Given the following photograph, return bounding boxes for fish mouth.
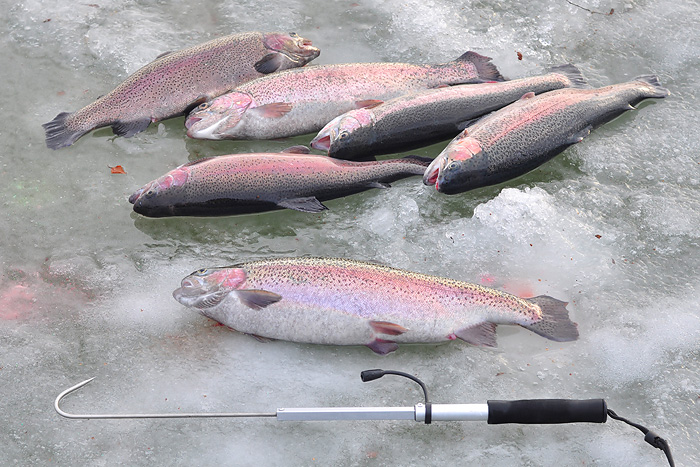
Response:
[186,115,229,139]
[184,116,201,130]
[310,135,331,152]
[423,156,446,188]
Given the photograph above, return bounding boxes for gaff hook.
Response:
[54,377,276,420]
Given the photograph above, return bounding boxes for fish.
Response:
[172,257,579,355]
[129,146,432,217]
[184,51,504,141]
[43,32,320,149]
[423,75,670,194]
[311,65,586,160]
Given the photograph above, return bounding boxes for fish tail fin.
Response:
[549,64,588,88]
[453,51,505,82]
[523,295,579,342]
[42,112,87,150]
[633,75,670,98]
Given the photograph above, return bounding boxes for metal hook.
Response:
[54,377,276,420]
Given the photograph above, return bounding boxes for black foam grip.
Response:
[487,399,607,424]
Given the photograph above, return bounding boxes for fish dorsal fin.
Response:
[250,102,293,118]
[277,196,328,213]
[156,51,174,60]
[455,322,498,347]
[254,53,284,74]
[282,145,311,154]
[236,289,282,310]
[520,92,536,100]
[453,51,505,82]
[355,99,384,109]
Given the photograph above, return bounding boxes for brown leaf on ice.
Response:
[109,165,126,174]
[516,51,523,60]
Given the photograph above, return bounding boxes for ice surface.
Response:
[2,0,699,466]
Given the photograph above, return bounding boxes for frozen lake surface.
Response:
[2,0,699,465]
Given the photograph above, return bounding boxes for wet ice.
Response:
[2,0,700,466]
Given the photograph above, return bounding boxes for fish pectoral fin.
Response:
[370,320,408,335]
[568,125,593,144]
[355,99,384,109]
[111,118,152,138]
[254,53,286,74]
[236,289,283,310]
[249,102,293,118]
[245,333,276,343]
[282,145,311,154]
[277,197,328,213]
[519,92,536,100]
[367,338,399,355]
[367,181,391,189]
[455,322,498,347]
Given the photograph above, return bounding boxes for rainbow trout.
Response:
[423,75,670,194]
[184,51,504,140]
[172,257,578,354]
[311,65,586,160]
[129,147,431,217]
[43,32,320,149]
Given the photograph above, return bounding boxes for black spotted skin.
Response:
[130,153,432,217]
[43,32,320,149]
[326,67,584,159]
[433,76,670,194]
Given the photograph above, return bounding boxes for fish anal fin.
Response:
[277,197,328,213]
[236,289,282,310]
[367,338,399,355]
[367,181,391,189]
[282,145,311,154]
[355,99,384,109]
[455,322,498,347]
[369,320,408,336]
[250,102,293,118]
[111,118,152,138]
[520,92,536,100]
[254,53,284,74]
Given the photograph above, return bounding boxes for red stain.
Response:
[0,284,35,320]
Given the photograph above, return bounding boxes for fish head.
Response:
[423,134,483,194]
[311,109,374,157]
[185,92,253,139]
[173,267,247,309]
[262,32,320,69]
[129,164,191,216]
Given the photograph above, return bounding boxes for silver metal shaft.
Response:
[55,378,490,423]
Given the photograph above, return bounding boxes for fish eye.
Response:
[448,162,457,170]
[194,268,209,276]
[339,131,349,139]
[145,189,155,197]
[197,102,210,111]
